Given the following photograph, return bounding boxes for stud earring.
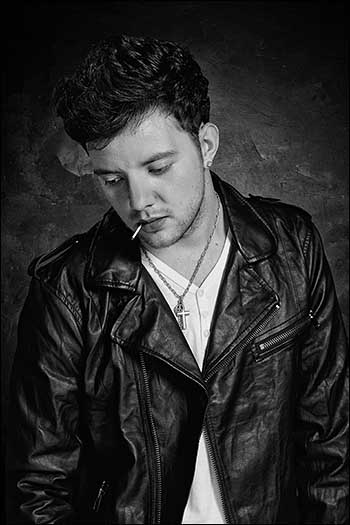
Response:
[206,160,213,168]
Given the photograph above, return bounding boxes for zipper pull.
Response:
[308,310,320,328]
[93,480,109,512]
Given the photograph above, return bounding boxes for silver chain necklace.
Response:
[141,193,221,330]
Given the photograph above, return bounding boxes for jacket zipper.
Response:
[200,297,280,522]
[139,352,162,524]
[113,338,209,523]
[205,297,281,381]
[256,309,317,357]
[141,350,208,393]
[203,424,232,523]
[93,480,110,512]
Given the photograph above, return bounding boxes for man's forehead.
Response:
[89,140,178,165]
[88,115,188,169]
[88,110,184,153]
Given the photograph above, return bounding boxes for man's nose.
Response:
[128,175,154,212]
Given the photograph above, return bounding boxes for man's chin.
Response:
[140,230,182,250]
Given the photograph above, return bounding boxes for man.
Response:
[7,34,348,524]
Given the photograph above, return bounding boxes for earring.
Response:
[206,160,213,168]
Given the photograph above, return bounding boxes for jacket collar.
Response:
[87,173,277,289]
[214,174,277,263]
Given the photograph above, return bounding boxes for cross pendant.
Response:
[174,299,190,330]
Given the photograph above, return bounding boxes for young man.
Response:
[7,35,348,524]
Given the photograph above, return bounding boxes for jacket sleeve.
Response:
[295,220,349,524]
[7,276,84,524]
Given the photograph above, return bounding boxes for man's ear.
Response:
[198,122,219,167]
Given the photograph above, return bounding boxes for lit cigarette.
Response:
[131,224,142,240]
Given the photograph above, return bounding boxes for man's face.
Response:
[88,109,208,250]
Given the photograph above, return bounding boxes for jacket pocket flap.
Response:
[251,309,314,362]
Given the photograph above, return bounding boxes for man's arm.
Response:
[7,276,84,524]
[295,221,349,524]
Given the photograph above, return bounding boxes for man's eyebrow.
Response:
[93,168,116,175]
[94,168,122,176]
[94,151,178,175]
[141,150,177,166]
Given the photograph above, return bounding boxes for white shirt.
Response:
[141,232,231,524]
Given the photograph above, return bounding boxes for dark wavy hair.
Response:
[53,34,210,149]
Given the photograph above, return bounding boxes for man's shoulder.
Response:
[245,193,315,252]
[247,193,312,225]
[216,175,313,231]
[27,218,102,288]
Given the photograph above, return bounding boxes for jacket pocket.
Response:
[252,309,316,363]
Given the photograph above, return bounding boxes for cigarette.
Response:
[131,224,142,240]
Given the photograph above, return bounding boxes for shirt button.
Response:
[204,329,210,337]
[198,289,204,297]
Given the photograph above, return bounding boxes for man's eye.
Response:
[149,164,171,175]
[103,177,122,186]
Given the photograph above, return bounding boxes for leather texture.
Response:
[7,174,349,524]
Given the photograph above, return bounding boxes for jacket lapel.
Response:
[110,268,205,387]
[213,174,276,264]
[202,248,278,378]
[202,176,279,378]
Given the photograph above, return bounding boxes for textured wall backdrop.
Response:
[2,1,348,412]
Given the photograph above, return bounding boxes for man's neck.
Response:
[141,191,228,286]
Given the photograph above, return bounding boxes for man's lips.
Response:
[138,216,167,233]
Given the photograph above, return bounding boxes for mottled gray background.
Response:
[2,1,348,417]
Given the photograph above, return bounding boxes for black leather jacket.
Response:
[7,175,348,524]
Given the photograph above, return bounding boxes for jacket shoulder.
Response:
[246,193,316,255]
[217,175,313,232]
[28,220,101,287]
[247,193,312,228]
